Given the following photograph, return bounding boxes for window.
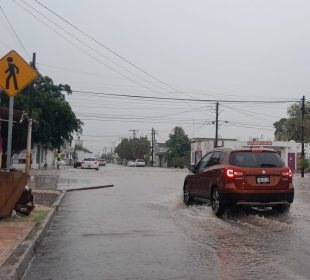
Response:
[229,151,285,168]
[196,152,213,170]
[209,151,221,166]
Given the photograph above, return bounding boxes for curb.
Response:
[0,191,66,280]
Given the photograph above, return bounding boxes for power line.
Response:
[72,89,299,104]
[18,0,173,94]
[13,0,173,97]
[0,5,30,58]
[33,0,183,93]
[221,104,281,119]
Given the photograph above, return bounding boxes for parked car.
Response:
[99,159,107,166]
[183,148,294,217]
[135,159,146,167]
[81,157,99,170]
[127,160,136,167]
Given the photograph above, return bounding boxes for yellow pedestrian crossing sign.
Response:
[0,50,38,97]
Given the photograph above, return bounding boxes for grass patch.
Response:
[31,208,50,224]
[0,207,50,225]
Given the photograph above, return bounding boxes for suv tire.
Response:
[184,183,193,205]
[211,187,225,217]
[272,204,290,213]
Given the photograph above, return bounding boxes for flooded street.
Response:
[25,165,310,280]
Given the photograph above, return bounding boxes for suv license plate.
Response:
[256,176,270,184]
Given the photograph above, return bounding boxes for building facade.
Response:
[191,138,310,172]
[153,143,168,167]
[11,144,57,170]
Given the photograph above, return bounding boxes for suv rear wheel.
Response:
[183,183,193,205]
[211,187,225,217]
[272,204,290,213]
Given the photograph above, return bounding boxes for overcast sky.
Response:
[0,0,309,154]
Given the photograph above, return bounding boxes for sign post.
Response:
[0,50,38,170]
[6,97,14,169]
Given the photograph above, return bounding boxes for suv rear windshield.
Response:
[229,151,285,168]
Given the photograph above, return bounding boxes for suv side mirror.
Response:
[188,164,196,173]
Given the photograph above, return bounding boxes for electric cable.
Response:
[0,5,30,59]
[12,0,173,98]
[32,0,182,93]
[71,89,299,104]
[18,0,173,95]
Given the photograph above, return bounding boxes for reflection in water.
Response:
[29,175,59,190]
[154,176,310,280]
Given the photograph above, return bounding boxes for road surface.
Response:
[25,165,310,280]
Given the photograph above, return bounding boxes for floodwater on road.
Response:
[25,165,310,280]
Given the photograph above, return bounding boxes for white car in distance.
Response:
[127,160,136,167]
[135,159,146,167]
[81,157,99,170]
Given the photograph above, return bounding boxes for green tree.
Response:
[115,137,150,160]
[166,127,190,168]
[0,75,83,153]
[273,102,310,142]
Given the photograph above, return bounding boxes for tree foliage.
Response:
[115,137,150,160]
[273,102,310,142]
[0,75,83,153]
[166,127,190,167]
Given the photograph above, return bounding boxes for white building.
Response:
[191,138,310,172]
[153,143,168,167]
[11,144,56,170]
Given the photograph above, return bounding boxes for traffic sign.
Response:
[0,50,38,97]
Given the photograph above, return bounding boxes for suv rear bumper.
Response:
[221,192,294,206]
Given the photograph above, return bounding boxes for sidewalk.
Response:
[0,189,65,280]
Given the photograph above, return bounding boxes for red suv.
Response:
[183,148,294,216]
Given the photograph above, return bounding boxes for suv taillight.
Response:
[224,168,244,179]
[281,168,293,182]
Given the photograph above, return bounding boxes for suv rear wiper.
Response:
[260,163,277,167]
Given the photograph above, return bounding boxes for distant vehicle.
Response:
[73,159,82,168]
[135,159,146,167]
[56,159,68,167]
[127,160,136,167]
[81,157,99,170]
[99,159,107,166]
[74,152,94,168]
[183,148,294,217]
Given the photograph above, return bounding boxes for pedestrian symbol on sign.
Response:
[5,57,19,90]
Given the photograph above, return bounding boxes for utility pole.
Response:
[129,129,139,139]
[151,128,154,167]
[215,102,219,148]
[25,53,36,176]
[301,95,305,177]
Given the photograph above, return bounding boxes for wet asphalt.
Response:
[25,165,310,280]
